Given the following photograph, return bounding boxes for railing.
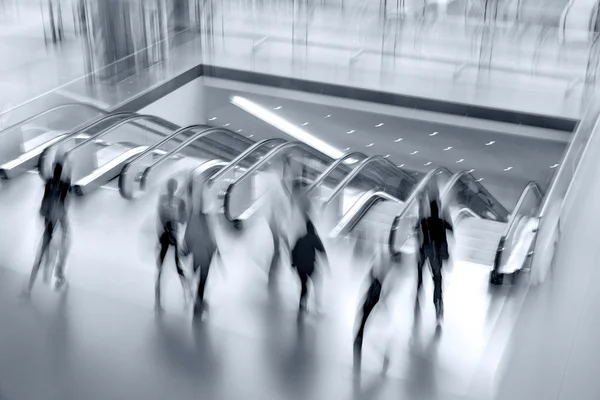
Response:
[388,167,453,254]
[38,112,137,180]
[138,126,253,194]
[304,151,369,197]
[60,114,179,185]
[118,124,252,199]
[530,99,600,284]
[223,140,334,222]
[330,190,401,238]
[206,138,287,188]
[321,154,416,211]
[492,181,543,279]
[441,170,510,222]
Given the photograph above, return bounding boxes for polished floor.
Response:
[0,172,525,400]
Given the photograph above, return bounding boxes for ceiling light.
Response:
[248,134,254,138]
[476,178,484,182]
[208,117,217,121]
[223,123,230,127]
[346,129,355,134]
[344,147,351,151]
[366,143,374,147]
[384,154,390,158]
[398,164,405,168]
[410,151,418,155]
[230,95,348,162]
[456,159,464,163]
[444,147,452,151]
[467,169,475,173]
[301,122,309,126]
[236,129,243,132]
[324,114,331,118]
[550,163,559,169]
[429,132,438,136]
[424,161,432,166]
[375,123,384,127]
[274,106,282,110]
[486,141,495,146]
[395,138,403,142]
[504,166,513,171]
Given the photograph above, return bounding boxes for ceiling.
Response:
[204,85,566,210]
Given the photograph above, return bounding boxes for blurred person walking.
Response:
[25,159,71,296]
[181,176,220,318]
[291,218,329,314]
[155,178,191,313]
[353,242,401,355]
[415,192,453,323]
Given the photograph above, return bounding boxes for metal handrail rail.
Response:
[206,138,287,188]
[0,103,107,138]
[305,151,365,197]
[38,112,136,179]
[441,169,510,221]
[388,167,453,254]
[223,140,331,222]
[492,181,543,274]
[321,154,414,209]
[63,114,181,163]
[331,190,401,238]
[138,126,252,192]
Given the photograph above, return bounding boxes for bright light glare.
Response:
[486,141,495,146]
[444,147,452,151]
[395,138,403,142]
[230,96,355,164]
[430,132,438,136]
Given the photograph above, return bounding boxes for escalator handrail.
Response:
[138,126,252,192]
[321,154,413,209]
[38,112,135,179]
[388,167,453,254]
[63,114,180,162]
[206,138,287,188]
[305,151,365,197]
[441,170,510,221]
[331,189,401,238]
[0,103,107,137]
[223,140,329,222]
[492,181,544,273]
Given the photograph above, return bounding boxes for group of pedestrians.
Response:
[23,157,454,360]
[352,185,454,363]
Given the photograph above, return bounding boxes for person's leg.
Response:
[298,271,309,312]
[172,240,190,301]
[155,234,169,311]
[194,263,210,314]
[268,229,280,282]
[431,257,443,320]
[416,246,425,300]
[354,277,382,348]
[54,216,70,288]
[27,222,53,294]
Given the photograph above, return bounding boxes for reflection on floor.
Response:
[0,174,527,400]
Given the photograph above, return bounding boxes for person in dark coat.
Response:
[25,159,71,295]
[415,197,453,323]
[291,218,328,313]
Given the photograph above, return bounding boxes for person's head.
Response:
[167,178,178,195]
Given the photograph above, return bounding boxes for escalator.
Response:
[0,104,543,287]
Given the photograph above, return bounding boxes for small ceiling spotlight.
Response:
[346,129,355,134]
[429,132,438,136]
[209,117,217,121]
[456,159,464,163]
[375,123,384,127]
[366,143,374,147]
[410,151,419,155]
[395,138,403,142]
[274,106,282,110]
[444,147,452,151]
[486,141,495,146]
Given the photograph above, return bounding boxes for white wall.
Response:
[139,77,206,127]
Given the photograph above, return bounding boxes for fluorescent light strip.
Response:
[230,96,355,164]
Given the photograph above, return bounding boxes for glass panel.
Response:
[443,172,508,222]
